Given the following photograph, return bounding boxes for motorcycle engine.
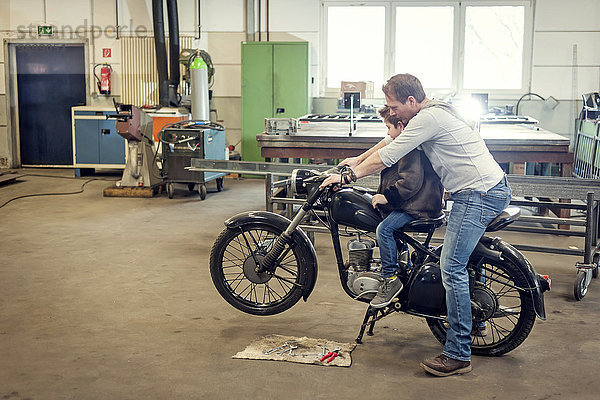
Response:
[346,237,381,300]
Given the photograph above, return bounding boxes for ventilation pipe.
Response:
[166,0,180,104]
[152,0,169,106]
[152,0,180,107]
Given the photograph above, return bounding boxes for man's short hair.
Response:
[382,73,426,103]
[378,105,401,128]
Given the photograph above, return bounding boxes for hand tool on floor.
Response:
[264,342,290,355]
[320,348,341,363]
[278,345,297,356]
[264,341,297,355]
[299,346,329,358]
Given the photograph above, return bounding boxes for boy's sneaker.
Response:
[370,276,403,308]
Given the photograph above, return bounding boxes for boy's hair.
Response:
[378,105,401,128]
[382,73,426,103]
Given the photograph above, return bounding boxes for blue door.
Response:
[16,44,86,165]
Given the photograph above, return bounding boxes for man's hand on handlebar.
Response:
[319,165,357,188]
[339,156,361,169]
[319,174,342,188]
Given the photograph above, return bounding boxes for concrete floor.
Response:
[1,168,599,400]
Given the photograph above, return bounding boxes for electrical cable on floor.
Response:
[0,174,119,209]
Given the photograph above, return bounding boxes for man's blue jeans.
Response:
[440,176,511,362]
[376,210,414,278]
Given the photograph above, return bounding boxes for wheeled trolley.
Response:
[160,122,227,200]
[572,192,600,300]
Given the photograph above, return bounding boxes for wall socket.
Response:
[0,157,8,168]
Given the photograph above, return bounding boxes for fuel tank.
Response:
[329,188,382,232]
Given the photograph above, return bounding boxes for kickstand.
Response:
[355,305,396,344]
[356,306,380,344]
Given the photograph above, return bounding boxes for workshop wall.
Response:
[0,0,246,168]
[1,0,599,168]
[523,0,600,140]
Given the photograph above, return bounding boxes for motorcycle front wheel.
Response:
[426,254,536,356]
[209,223,306,316]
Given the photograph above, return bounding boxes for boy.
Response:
[369,106,444,308]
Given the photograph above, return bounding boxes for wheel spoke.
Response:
[276,263,299,277]
[272,274,301,288]
[265,281,283,300]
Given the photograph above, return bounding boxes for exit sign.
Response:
[37,25,54,36]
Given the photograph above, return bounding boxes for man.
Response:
[321,73,511,376]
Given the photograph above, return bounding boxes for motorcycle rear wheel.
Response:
[209,223,306,315]
[426,255,536,356]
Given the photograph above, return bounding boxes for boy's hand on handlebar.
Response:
[320,174,342,188]
[372,194,388,208]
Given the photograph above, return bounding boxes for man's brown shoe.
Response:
[420,354,472,377]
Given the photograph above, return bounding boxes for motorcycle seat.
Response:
[486,206,521,232]
[402,214,446,233]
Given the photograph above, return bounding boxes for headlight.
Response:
[291,169,320,195]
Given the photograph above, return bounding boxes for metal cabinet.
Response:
[241,41,310,162]
[72,106,126,176]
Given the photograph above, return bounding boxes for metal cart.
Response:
[160,122,227,200]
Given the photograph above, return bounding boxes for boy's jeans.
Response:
[376,211,414,278]
[440,176,511,362]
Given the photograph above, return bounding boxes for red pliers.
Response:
[320,348,341,363]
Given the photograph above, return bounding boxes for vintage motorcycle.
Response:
[209,167,551,356]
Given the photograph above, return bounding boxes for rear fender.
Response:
[474,237,547,320]
[224,211,318,301]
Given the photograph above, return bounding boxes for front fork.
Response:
[258,186,324,274]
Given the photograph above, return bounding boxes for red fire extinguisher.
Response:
[94,63,112,95]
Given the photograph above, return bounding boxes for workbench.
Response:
[256,123,574,177]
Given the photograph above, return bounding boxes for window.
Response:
[326,6,386,90]
[395,6,454,89]
[463,5,525,89]
[322,1,532,97]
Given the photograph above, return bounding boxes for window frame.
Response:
[320,0,533,98]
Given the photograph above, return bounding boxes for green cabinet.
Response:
[241,41,310,161]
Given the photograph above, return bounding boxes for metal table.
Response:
[256,123,574,176]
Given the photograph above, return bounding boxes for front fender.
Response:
[224,211,318,301]
[475,237,547,320]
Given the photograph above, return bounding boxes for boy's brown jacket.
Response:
[377,149,444,219]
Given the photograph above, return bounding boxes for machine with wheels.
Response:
[160,121,226,200]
